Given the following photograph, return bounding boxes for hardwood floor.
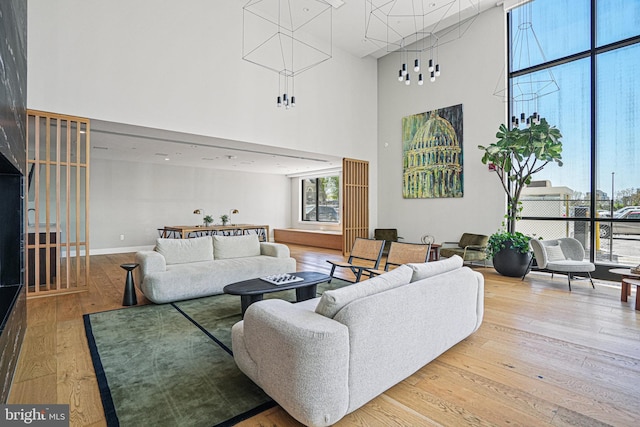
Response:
[8,245,640,426]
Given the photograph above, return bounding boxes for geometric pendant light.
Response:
[364,0,480,87]
[493,1,559,127]
[242,0,333,109]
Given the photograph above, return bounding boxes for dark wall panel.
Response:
[0,0,28,175]
[0,0,27,404]
[0,171,22,286]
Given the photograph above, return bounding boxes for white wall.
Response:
[90,158,290,252]
[27,2,511,250]
[376,6,507,244]
[27,0,380,248]
[26,0,377,166]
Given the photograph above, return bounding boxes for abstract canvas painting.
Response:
[402,104,463,198]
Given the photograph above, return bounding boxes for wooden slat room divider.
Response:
[342,158,369,256]
[25,110,90,297]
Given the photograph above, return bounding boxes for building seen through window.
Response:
[302,176,340,223]
[510,0,640,270]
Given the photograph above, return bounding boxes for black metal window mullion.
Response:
[506,10,512,125]
[301,178,321,222]
[589,0,597,263]
[312,180,320,222]
[508,0,640,268]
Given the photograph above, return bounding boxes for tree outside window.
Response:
[302,176,339,222]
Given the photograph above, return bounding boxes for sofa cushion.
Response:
[315,265,413,318]
[545,244,565,261]
[213,234,261,260]
[155,236,213,265]
[407,255,463,282]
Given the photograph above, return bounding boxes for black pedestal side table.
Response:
[120,263,139,306]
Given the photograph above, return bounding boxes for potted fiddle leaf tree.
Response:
[478,118,563,277]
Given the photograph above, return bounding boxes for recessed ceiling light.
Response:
[164,157,170,161]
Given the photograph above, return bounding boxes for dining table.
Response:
[159,224,269,242]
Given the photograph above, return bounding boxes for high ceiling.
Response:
[331,0,496,58]
[90,120,342,175]
[90,0,499,176]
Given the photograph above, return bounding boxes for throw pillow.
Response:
[213,234,261,260]
[315,265,413,318]
[407,255,463,282]
[545,244,565,261]
[155,236,213,265]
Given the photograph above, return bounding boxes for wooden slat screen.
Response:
[26,110,90,297]
[342,158,369,255]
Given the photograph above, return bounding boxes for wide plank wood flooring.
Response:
[8,245,640,426]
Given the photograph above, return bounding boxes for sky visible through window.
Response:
[510,0,640,200]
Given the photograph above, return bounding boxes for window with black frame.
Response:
[302,176,340,223]
[510,0,640,269]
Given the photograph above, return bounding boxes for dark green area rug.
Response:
[84,279,348,427]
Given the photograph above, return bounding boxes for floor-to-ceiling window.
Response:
[510,0,640,276]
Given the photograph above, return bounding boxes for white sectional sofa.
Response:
[135,235,296,304]
[231,255,484,427]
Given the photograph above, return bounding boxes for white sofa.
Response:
[231,255,484,427]
[135,234,296,304]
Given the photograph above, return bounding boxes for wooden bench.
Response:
[274,229,342,251]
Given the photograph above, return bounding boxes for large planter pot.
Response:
[492,245,532,277]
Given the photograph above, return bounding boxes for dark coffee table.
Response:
[223,271,331,316]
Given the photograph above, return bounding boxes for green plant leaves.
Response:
[477,118,564,232]
[487,231,532,257]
